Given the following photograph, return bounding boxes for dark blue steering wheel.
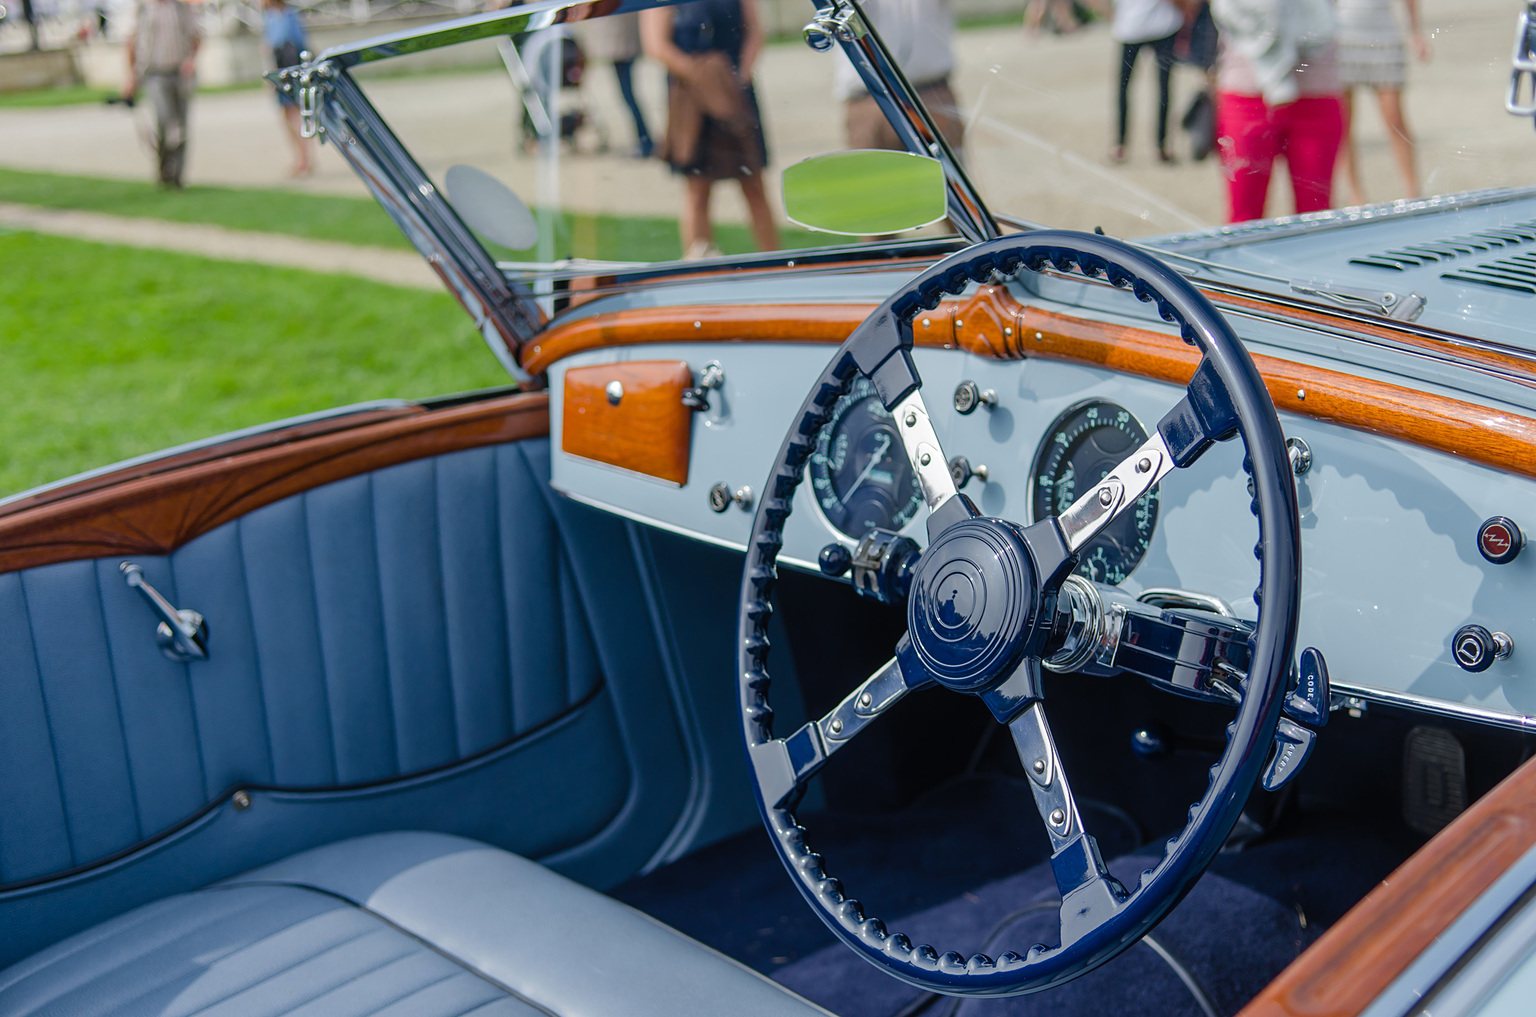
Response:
[736,230,1301,997]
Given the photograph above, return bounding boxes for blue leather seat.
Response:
[0,832,829,1017]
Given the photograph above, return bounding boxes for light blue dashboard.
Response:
[549,336,1536,731]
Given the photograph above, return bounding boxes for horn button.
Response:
[908,518,1039,691]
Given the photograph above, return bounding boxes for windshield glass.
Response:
[351,0,1533,275]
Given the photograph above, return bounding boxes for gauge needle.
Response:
[850,433,893,491]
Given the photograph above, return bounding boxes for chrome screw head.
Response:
[1032,759,1046,775]
[1136,457,1152,473]
[1098,487,1113,506]
[1049,808,1066,827]
[905,412,917,427]
[859,692,872,708]
[830,718,844,734]
[920,452,931,466]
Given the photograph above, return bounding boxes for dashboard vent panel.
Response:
[1349,220,1536,271]
[1442,253,1536,295]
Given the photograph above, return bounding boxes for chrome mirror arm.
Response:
[807,0,1001,244]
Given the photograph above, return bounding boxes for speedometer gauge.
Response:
[1029,399,1159,584]
[809,375,923,540]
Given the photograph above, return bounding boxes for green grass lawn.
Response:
[0,230,509,497]
[0,167,415,249]
[0,167,823,261]
[0,81,262,110]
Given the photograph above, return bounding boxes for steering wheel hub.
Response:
[908,518,1037,690]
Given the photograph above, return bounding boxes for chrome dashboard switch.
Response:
[952,380,996,415]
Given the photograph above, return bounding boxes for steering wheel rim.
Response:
[736,230,1302,997]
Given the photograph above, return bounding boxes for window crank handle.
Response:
[121,562,209,662]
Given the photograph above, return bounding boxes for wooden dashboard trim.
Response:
[0,392,550,574]
[523,296,1536,483]
[1237,751,1536,1017]
[562,361,694,484]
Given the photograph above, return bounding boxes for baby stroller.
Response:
[501,29,607,153]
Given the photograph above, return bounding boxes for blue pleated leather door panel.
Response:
[0,441,639,904]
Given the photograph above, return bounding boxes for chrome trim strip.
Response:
[313,0,667,69]
[1332,680,1536,733]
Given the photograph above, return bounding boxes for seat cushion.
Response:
[0,832,829,1017]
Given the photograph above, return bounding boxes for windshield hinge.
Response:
[275,56,334,141]
[1290,281,1427,321]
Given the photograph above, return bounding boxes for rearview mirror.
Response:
[445,164,539,251]
[782,150,947,236]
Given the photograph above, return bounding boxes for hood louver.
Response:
[1349,219,1536,295]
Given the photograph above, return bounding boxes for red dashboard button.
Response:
[1478,517,1524,565]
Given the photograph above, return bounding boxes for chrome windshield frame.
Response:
[271,0,1002,371]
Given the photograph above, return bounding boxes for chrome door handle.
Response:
[120,562,209,662]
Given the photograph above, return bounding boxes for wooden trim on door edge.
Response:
[0,391,550,573]
[1237,751,1536,1017]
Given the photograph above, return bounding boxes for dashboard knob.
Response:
[818,543,853,577]
[1452,624,1513,673]
[947,455,989,490]
[1477,516,1524,564]
[952,381,997,415]
[708,483,752,513]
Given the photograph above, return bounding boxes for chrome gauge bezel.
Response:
[1028,398,1160,584]
[807,374,924,542]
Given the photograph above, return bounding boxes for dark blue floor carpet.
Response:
[611,775,1142,974]
[612,776,1408,1016]
[772,852,1304,1017]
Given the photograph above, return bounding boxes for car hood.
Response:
[1148,187,1536,350]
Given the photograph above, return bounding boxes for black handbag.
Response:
[1182,89,1216,162]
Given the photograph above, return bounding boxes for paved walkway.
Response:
[0,202,439,288]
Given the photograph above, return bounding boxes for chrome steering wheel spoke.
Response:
[750,646,933,807]
[890,389,964,539]
[1009,701,1084,853]
[1009,700,1127,941]
[1056,430,1177,554]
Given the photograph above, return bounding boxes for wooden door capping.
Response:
[0,392,550,574]
[1238,751,1536,1017]
[523,291,1536,483]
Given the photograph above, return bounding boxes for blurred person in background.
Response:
[1109,0,1185,164]
[121,0,201,188]
[1211,0,1341,222]
[833,0,964,156]
[1024,0,1109,36]
[1334,0,1430,203]
[580,13,654,158]
[642,0,779,258]
[263,0,313,177]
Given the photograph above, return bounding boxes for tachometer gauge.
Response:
[1029,399,1159,584]
[809,375,923,540]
